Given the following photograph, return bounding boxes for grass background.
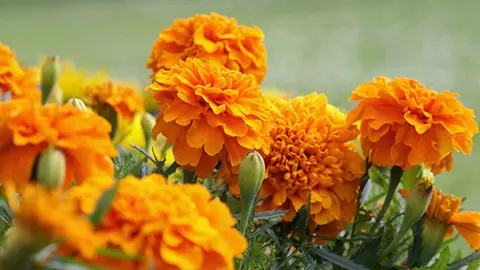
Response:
[1,0,479,254]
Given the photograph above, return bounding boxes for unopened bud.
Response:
[41,56,60,104]
[36,146,66,189]
[238,151,265,235]
[403,176,434,228]
[418,219,448,266]
[66,98,88,111]
[47,86,63,104]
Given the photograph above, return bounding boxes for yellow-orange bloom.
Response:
[0,42,41,102]
[401,188,480,250]
[149,58,272,178]
[347,76,478,174]
[63,174,247,270]
[83,80,144,123]
[13,184,102,259]
[228,93,364,240]
[146,12,267,84]
[57,61,108,102]
[0,101,116,190]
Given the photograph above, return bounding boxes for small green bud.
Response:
[36,146,66,189]
[41,56,61,104]
[403,176,434,228]
[141,112,156,150]
[238,151,265,235]
[47,86,63,104]
[66,98,88,111]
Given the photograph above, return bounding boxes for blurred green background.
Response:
[1,0,479,254]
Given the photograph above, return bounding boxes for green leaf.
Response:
[90,180,119,227]
[97,248,143,260]
[243,210,288,222]
[429,246,450,269]
[448,249,480,270]
[129,144,156,164]
[307,247,369,270]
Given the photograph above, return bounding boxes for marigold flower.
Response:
[83,80,144,123]
[13,184,102,259]
[226,93,364,240]
[401,188,480,250]
[57,61,108,102]
[149,58,272,178]
[62,174,247,270]
[0,101,117,191]
[146,12,267,84]
[346,76,479,174]
[0,42,41,101]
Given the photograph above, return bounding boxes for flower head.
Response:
[146,12,267,84]
[149,58,272,178]
[13,184,101,259]
[83,80,144,123]
[0,42,41,101]
[346,76,479,174]
[0,101,117,191]
[63,174,247,269]
[227,93,364,240]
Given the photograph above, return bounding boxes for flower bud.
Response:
[238,151,265,235]
[36,146,66,189]
[403,176,434,229]
[40,56,60,104]
[47,86,63,104]
[141,112,156,150]
[417,219,448,266]
[66,98,88,111]
[96,103,118,140]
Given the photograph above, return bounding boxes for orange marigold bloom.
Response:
[0,101,117,190]
[149,58,272,178]
[227,93,364,240]
[346,76,478,174]
[13,184,102,259]
[146,12,267,84]
[0,42,41,101]
[62,174,247,270]
[401,188,480,250]
[83,80,144,123]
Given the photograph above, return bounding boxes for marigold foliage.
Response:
[14,184,101,259]
[0,42,41,102]
[149,57,272,178]
[146,12,267,84]
[83,80,144,123]
[0,101,116,190]
[63,174,247,270]
[347,76,479,174]
[226,93,364,240]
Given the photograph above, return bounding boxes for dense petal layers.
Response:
[146,12,267,83]
[14,184,101,259]
[83,80,144,123]
[61,174,247,270]
[0,101,117,190]
[346,76,478,174]
[227,93,364,240]
[150,58,272,178]
[0,42,41,101]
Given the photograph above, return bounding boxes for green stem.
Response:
[350,162,371,237]
[370,166,403,234]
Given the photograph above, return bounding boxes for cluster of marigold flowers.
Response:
[1,11,480,269]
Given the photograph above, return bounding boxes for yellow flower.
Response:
[346,76,478,174]
[13,184,102,259]
[149,57,272,178]
[146,12,267,84]
[57,61,108,102]
[83,80,144,123]
[226,93,364,241]
[0,100,117,191]
[0,42,41,102]
[62,174,247,270]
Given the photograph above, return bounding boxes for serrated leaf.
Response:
[90,181,119,227]
[307,247,369,270]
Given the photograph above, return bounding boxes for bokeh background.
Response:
[1,0,479,254]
